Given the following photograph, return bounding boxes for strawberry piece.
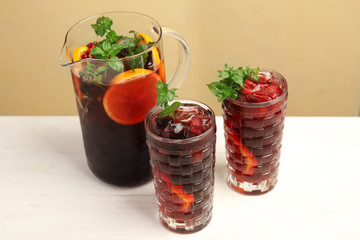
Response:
[242,76,283,103]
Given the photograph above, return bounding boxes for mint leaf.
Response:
[102,40,111,52]
[90,46,106,59]
[107,60,124,72]
[91,16,112,37]
[207,81,238,102]
[208,64,259,102]
[136,44,150,53]
[108,43,123,56]
[92,75,103,84]
[95,65,108,74]
[156,81,180,117]
[218,70,230,79]
[91,24,106,37]
[123,36,137,49]
[80,62,103,84]
[90,41,123,59]
[168,101,181,112]
[106,30,121,43]
[97,16,112,30]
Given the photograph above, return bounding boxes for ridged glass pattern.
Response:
[145,100,216,233]
[222,69,288,194]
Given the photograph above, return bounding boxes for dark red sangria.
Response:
[145,98,216,233]
[209,65,288,194]
[62,14,167,186]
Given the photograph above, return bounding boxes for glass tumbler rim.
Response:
[224,67,288,108]
[145,99,216,145]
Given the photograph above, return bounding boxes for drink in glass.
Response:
[222,68,288,194]
[145,100,216,233]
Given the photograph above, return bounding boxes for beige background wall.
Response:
[0,0,359,116]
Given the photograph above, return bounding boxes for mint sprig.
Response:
[91,16,116,40]
[90,41,125,72]
[90,41,123,59]
[80,16,157,82]
[156,81,181,118]
[207,64,260,102]
[106,30,122,43]
[89,16,124,73]
[79,62,105,84]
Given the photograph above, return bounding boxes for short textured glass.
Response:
[145,100,216,233]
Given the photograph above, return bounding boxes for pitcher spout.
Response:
[59,37,73,67]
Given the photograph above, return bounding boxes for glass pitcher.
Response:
[60,11,190,186]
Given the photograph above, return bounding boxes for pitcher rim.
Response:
[60,11,163,67]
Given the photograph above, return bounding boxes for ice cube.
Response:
[162,123,188,139]
[260,71,273,81]
[174,106,197,123]
[189,116,211,136]
[152,116,173,136]
[156,116,173,129]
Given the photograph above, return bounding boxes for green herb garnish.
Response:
[90,41,123,59]
[80,16,155,82]
[91,16,113,37]
[156,81,181,117]
[90,16,154,65]
[79,62,105,84]
[207,64,260,102]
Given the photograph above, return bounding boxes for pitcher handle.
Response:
[161,26,190,89]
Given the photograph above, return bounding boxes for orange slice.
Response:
[73,46,89,62]
[171,185,194,212]
[137,33,161,66]
[239,144,258,175]
[158,61,165,82]
[109,68,154,84]
[71,46,89,77]
[103,69,161,125]
[137,33,153,45]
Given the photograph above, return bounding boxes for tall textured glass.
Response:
[145,100,216,233]
[222,68,288,194]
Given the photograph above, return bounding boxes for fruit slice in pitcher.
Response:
[73,46,89,62]
[71,46,89,77]
[137,33,161,66]
[103,69,161,125]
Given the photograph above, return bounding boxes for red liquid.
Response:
[71,57,165,186]
[146,102,216,233]
[222,70,288,194]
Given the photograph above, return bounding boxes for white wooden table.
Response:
[0,116,359,239]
